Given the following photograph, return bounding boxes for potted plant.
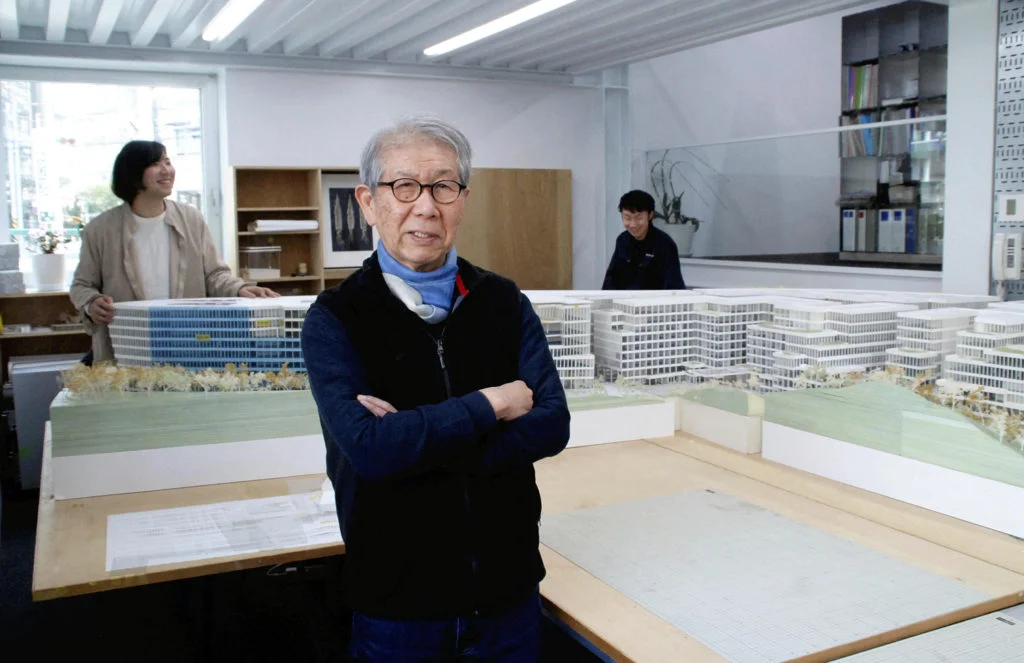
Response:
[649,151,704,257]
[29,228,69,291]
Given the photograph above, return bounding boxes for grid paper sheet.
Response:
[106,489,340,572]
[540,490,989,663]
[838,604,1024,662]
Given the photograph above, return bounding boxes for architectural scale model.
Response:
[524,294,596,389]
[109,296,313,373]
[885,308,980,381]
[102,288,1024,406]
[591,294,774,385]
[59,287,1024,540]
[940,309,1024,412]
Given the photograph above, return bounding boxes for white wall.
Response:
[222,69,605,288]
[629,10,849,258]
[942,0,998,295]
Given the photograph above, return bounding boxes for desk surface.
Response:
[34,434,1024,663]
[32,436,344,600]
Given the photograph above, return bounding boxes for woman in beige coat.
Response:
[70,140,277,364]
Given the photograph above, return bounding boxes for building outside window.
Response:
[0,72,217,287]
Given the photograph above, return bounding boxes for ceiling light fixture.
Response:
[202,0,266,42]
[423,0,578,57]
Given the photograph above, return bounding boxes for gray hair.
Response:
[360,115,473,192]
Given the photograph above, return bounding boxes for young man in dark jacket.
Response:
[301,116,571,663]
[602,189,686,290]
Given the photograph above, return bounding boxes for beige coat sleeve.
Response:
[198,214,246,297]
[69,223,104,317]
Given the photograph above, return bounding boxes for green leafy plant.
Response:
[30,228,68,254]
[649,150,703,230]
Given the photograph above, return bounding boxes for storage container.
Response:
[240,245,281,280]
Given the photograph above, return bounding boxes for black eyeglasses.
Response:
[377,178,466,204]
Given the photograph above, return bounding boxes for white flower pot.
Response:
[655,221,696,257]
[32,253,66,291]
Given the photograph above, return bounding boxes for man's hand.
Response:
[88,296,115,325]
[239,285,280,298]
[357,394,398,418]
[481,380,534,421]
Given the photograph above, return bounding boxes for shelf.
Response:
[245,275,322,284]
[236,206,319,212]
[839,252,941,265]
[839,56,880,66]
[841,96,947,115]
[238,231,320,236]
[880,44,948,61]
[0,289,70,299]
[0,329,87,339]
[324,268,358,281]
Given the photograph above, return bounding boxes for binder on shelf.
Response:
[891,208,907,253]
[905,208,918,254]
[841,209,857,251]
[878,209,892,252]
[856,209,877,252]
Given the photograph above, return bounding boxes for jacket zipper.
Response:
[431,323,480,616]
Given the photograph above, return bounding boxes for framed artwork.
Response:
[321,173,378,268]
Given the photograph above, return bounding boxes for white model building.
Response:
[101,289,1023,400]
[590,295,774,385]
[940,310,1024,411]
[109,296,313,372]
[525,294,595,390]
[885,308,980,381]
[693,287,998,310]
[592,295,699,384]
[747,301,916,390]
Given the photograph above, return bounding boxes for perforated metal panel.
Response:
[995,0,1024,296]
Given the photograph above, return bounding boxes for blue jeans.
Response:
[350,589,541,662]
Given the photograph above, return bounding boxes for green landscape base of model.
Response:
[765,382,1024,489]
[51,387,668,457]
[564,392,665,411]
[49,389,321,457]
[672,386,765,417]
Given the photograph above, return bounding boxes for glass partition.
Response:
[643,117,946,268]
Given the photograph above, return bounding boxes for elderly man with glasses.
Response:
[301,116,570,663]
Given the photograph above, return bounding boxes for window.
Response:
[0,69,219,287]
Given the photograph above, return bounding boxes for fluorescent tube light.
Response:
[202,0,266,42]
[423,0,578,57]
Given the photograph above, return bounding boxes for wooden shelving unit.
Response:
[234,168,325,296]
[0,290,91,383]
[242,275,322,284]
[233,165,574,294]
[323,268,357,289]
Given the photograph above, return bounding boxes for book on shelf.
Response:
[247,219,320,232]
[841,113,879,157]
[843,63,878,110]
[879,107,916,155]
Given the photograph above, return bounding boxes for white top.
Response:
[132,211,171,301]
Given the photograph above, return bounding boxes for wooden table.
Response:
[32,434,344,601]
[34,433,1024,662]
